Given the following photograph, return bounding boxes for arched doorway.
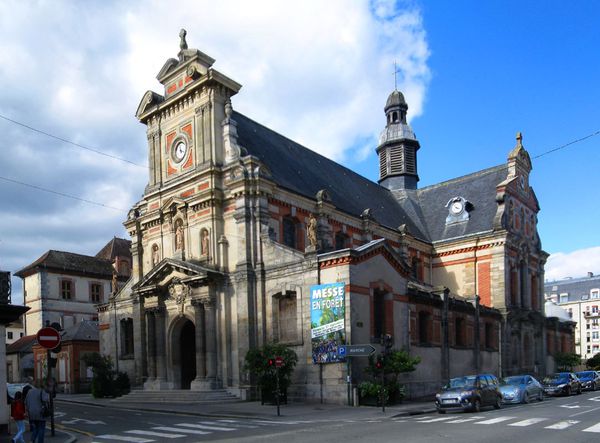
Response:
[179,320,196,389]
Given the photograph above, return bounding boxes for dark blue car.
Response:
[576,371,600,391]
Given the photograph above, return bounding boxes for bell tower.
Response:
[376,90,420,190]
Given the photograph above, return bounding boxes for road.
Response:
[54,391,600,442]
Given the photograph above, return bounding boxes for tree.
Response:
[82,353,130,398]
[244,343,298,404]
[554,352,581,371]
[586,353,600,370]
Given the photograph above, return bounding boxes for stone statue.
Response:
[308,214,318,248]
[176,224,184,250]
[112,271,118,295]
[179,28,188,51]
[151,244,160,266]
[201,229,209,256]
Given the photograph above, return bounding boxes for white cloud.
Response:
[0,0,430,304]
[545,246,600,281]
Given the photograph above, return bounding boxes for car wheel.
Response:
[577,386,582,395]
[522,392,530,404]
[565,386,572,396]
[494,396,502,409]
[594,383,598,391]
[538,391,544,401]
[472,399,481,413]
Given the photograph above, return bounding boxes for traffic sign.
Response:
[37,327,61,350]
[275,356,284,368]
[337,344,376,357]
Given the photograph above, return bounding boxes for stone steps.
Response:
[115,389,240,404]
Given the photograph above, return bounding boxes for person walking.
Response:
[10,391,26,443]
[24,385,50,443]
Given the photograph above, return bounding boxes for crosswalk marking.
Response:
[96,436,153,443]
[446,416,485,423]
[413,415,435,421]
[508,418,547,427]
[545,420,580,430]
[417,416,455,423]
[176,423,236,431]
[125,430,186,438]
[251,419,300,425]
[216,419,259,428]
[582,422,600,433]
[475,416,516,425]
[151,426,211,435]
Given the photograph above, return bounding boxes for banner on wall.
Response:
[310,282,346,364]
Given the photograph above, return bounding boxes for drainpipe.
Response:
[442,288,450,384]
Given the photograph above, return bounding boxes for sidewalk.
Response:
[3,424,76,443]
[55,393,436,422]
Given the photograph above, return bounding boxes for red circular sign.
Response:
[36,327,61,350]
[275,356,284,368]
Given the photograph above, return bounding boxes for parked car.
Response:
[576,371,600,391]
[499,375,544,404]
[435,374,503,413]
[542,372,582,396]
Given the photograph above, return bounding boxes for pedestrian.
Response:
[24,384,50,443]
[10,391,26,443]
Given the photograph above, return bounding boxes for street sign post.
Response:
[36,327,61,350]
[337,344,376,358]
[275,356,284,368]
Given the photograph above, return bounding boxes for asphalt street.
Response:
[54,391,600,443]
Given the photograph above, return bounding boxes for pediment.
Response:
[160,196,186,214]
[156,58,180,83]
[136,90,164,119]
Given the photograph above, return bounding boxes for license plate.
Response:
[442,399,456,404]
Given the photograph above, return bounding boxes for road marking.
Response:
[152,427,211,435]
[417,416,455,423]
[560,404,581,409]
[569,406,600,417]
[63,418,107,425]
[446,416,485,423]
[413,416,436,421]
[508,418,547,427]
[176,423,236,431]
[251,419,300,425]
[215,420,259,428]
[96,435,153,443]
[582,422,600,433]
[126,430,186,438]
[475,416,516,425]
[544,420,580,430]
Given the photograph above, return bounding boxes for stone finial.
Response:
[516,131,523,147]
[179,29,188,51]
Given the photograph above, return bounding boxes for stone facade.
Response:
[98,32,573,403]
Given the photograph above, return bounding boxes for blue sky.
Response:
[0,0,598,304]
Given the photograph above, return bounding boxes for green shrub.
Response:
[244,343,298,403]
[83,353,130,398]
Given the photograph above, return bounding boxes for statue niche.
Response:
[175,220,185,251]
[200,229,210,258]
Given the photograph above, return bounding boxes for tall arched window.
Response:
[455,317,465,346]
[373,290,386,339]
[283,217,297,248]
[418,311,430,345]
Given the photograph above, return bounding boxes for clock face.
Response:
[450,201,464,214]
[173,141,187,162]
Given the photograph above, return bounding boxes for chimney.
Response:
[589,272,594,278]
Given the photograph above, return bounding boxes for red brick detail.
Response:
[478,262,491,307]
[319,257,352,269]
[432,254,493,268]
[224,204,236,213]
[178,79,183,87]
[99,323,110,331]
[182,123,193,139]
[148,227,160,234]
[166,132,176,153]
[149,202,159,210]
[180,188,195,198]
[434,244,501,258]
[188,214,196,220]
[167,83,177,94]
[183,151,194,169]
[385,299,394,335]
[347,284,370,295]
[197,208,211,217]
[184,76,193,84]
[198,181,210,191]
[167,161,178,176]
[393,294,408,302]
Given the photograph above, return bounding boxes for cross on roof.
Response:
[393,61,401,90]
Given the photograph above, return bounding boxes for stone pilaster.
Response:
[204,298,220,388]
[144,310,156,389]
[190,299,207,390]
[155,308,169,388]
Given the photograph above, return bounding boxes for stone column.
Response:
[144,310,156,389]
[190,300,207,390]
[204,299,219,387]
[155,308,168,387]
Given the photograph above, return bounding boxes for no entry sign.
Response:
[275,356,284,368]
[37,327,61,350]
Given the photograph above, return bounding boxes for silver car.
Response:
[499,375,544,404]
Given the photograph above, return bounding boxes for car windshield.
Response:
[576,372,594,380]
[446,376,477,389]
[501,376,525,386]
[544,374,569,384]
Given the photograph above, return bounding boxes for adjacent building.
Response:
[545,272,600,360]
[98,31,574,402]
[5,317,24,344]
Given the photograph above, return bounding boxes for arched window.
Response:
[373,290,386,339]
[283,217,297,248]
[335,232,349,250]
[392,111,398,122]
[120,318,134,357]
[455,317,465,346]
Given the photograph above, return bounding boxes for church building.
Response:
[98,30,574,402]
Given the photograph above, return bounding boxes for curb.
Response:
[390,408,437,418]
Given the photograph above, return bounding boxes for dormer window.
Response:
[392,111,398,122]
[445,197,471,225]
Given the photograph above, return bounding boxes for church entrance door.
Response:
[179,320,196,389]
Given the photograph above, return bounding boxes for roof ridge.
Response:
[418,164,507,193]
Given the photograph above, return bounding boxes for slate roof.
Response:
[544,274,600,303]
[96,237,132,261]
[61,320,98,342]
[234,111,508,243]
[413,165,508,243]
[15,250,114,279]
[233,112,429,240]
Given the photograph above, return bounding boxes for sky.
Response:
[0,0,599,305]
